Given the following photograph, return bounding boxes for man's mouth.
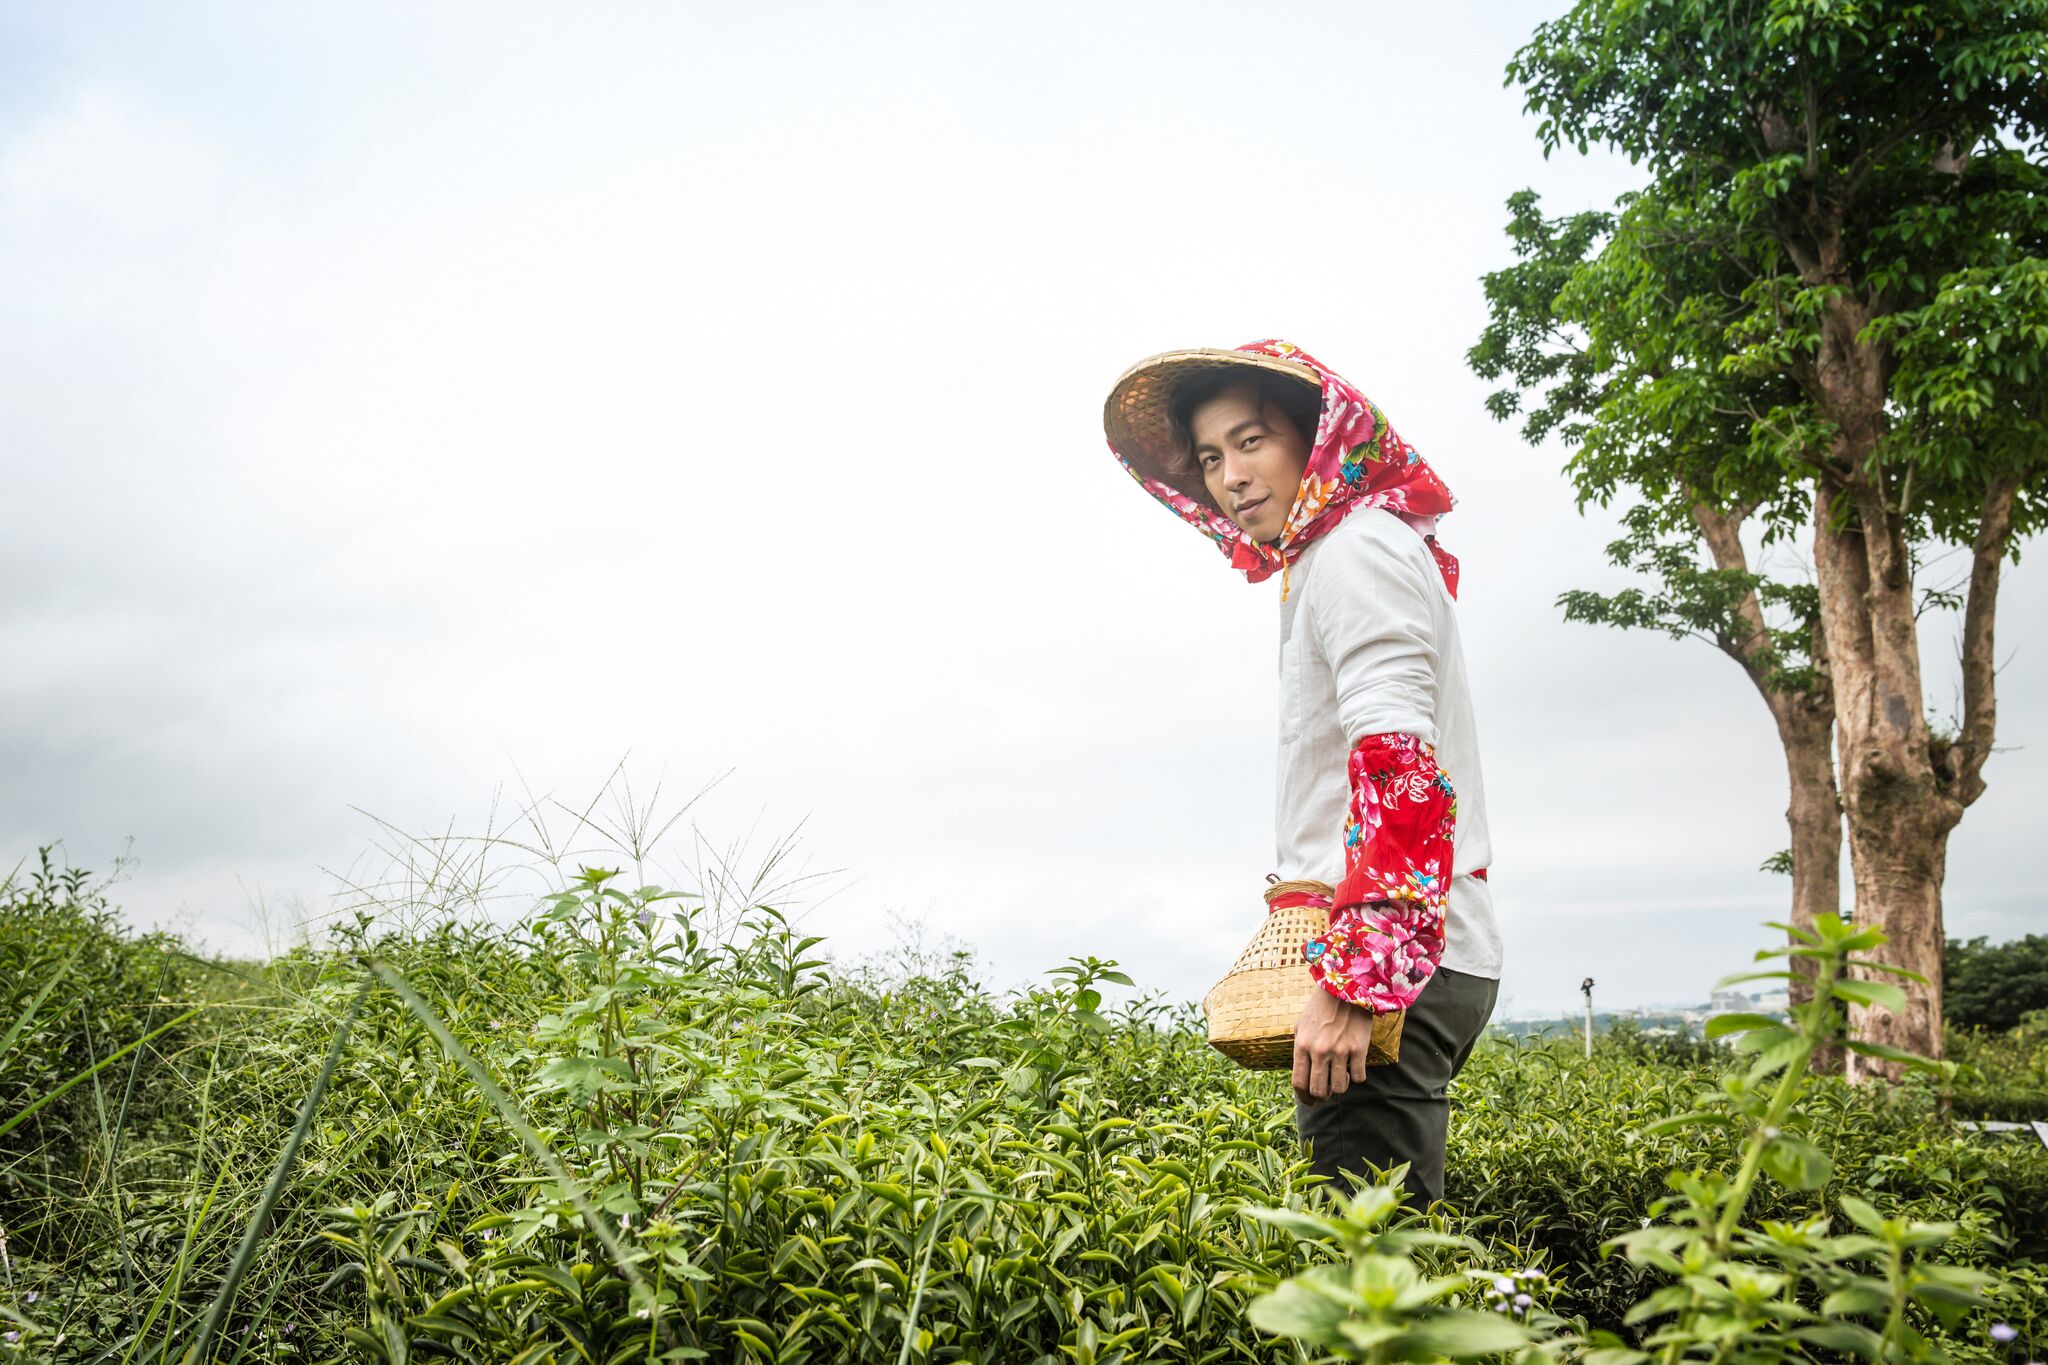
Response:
[1237,496,1269,517]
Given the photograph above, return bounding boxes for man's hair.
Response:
[1165,369,1322,485]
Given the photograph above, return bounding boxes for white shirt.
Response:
[1274,506,1504,980]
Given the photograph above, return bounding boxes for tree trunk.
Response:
[1776,694,1841,1054]
[1690,503,1842,1040]
[1849,470,2024,1071]
[1811,473,1954,1076]
[1789,239,1967,1074]
[1771,168,2026,1076]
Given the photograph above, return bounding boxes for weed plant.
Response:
[1,844,2042,1363]
[1946,1015,2048,1124]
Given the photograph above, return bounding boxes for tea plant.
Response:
[225,871,1336,1362]
[1242,1179,1560,1364]
[0,859,2039,1363]
[1243,915,2023,1365]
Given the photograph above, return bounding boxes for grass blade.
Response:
[120,1157,235,1365]
[0,940,88,1063]
[0,1005,206,1142]
[184,980,367,1364]
[367,961,667,1338]
[109,958,178,1298]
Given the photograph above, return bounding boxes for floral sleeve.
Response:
[1301,733,1455,1013]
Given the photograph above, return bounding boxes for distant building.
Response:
[1708,989,1750,1014]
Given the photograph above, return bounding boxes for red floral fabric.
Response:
[1301,733,1457,1013]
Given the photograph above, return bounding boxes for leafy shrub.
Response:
[1945,1005,2048,1128]
[0,852,200,1144]
[0,850,218,1278]
[1248,915,2040,1365]
[1946,936,2048,1033]
[0,867,2041,1362]
[1947,1089,2048,1124]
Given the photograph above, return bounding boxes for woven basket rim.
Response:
[1263,877,1334,905]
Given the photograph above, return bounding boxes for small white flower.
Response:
[1514,1293,1533,1309]
[1493,1276,1515,1294]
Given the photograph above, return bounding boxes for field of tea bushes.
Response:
[2,859,2043,1363]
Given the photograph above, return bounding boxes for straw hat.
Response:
[1102,347,1324,516]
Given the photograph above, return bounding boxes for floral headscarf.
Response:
[1111,339,1461,601]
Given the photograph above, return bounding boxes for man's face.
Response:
[1189,382,1314,544]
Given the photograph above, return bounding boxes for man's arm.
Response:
[1301,520,1455,1015]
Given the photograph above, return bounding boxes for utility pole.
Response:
[1580,977,1595,1059]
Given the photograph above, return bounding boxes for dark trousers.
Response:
[1292,966,1499,1209]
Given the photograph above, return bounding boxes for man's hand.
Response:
[1293,987,1376,1106]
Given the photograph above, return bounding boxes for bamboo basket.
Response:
[1201,878,1405,1070]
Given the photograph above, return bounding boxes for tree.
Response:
[1503,0,2048,1069]
[1469,191,1843,1017]
[1945,933,2048,1033]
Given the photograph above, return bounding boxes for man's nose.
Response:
[1220,453,1252,488]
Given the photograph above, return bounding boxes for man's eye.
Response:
[1244,435,1262,448]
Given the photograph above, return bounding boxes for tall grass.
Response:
[2,793,2043,1363]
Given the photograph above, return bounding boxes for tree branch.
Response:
[1950,472,2023,806]
[1690,499,1775,691]
[1802,73,1820,183]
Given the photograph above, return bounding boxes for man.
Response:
[1102,341,1502,1208]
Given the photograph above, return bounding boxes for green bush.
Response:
[0,852,217,1224]
[1946,935,2048,1033]
[1254,915,2042,1365]
[1946,1006,2048,1129]
[0,865,2041,1362]
[1,852,190,1139]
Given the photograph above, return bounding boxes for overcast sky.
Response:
[3,2,2040,1019]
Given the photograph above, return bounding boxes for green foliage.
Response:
[1469,181,1809,538]
[1946,993,2048,1124]
[1241,1185,1546,1362]
[1498,0,2048,547]
[0,867,2041,1362]
[0,848,211,1163]
[1468,169,1827,740]
[1946,935,2048,1033]
[0,867,1334,1362]
[1247,915,2037,1365]
[1553,505,1826,697]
